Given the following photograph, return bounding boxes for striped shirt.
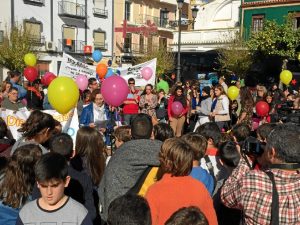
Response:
[221,159,300,225]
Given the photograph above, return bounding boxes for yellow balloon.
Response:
[280,70,293,85]
[227,86,240,101]
[24,53,37,67]
[48,76,79,114]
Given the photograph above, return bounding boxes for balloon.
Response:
[101,76,129,107]
[141,67,153,81]
[24,53,37,67]
[96,63,108,79]
[48,77,79,114]
[75,75,88,91]
[227,86,240,101]
[92,50,103,62]
[280,70,293,85]
[42,72,56,86]
[107,59,112,67]
[256,101,270,117]
[105,68,114,79]
[23,66,38,82]
[171,101,183,116]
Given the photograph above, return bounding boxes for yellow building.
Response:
[114,0,179,66]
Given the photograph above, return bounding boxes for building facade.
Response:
[114,0,178,66]
[172,0,241,80]
[0,0,113,80]
[241,0,300,39]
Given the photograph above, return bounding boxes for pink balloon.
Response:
[42,72,56,86]
[141,67,153,81]
[171,101,183,116]
[75,75,88,91]
[101,75,129,107]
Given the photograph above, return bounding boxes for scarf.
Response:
[27,87,42,100]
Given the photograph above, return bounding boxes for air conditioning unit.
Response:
[45,41,56,51]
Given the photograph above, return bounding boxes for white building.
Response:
[0,0,113,80]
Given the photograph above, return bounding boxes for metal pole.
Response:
[176,8,182,83]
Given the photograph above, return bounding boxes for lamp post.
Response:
[176,0,184,83]
[176,1,199,82]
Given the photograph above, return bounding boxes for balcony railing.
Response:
[94,42,108,50]
[24,0,45,5]
[58,1,85,19]
[93,8,108,18]
[135,14,175,29]
[122,43,171,54]
[58,39,85,54]
[29,35,45,46]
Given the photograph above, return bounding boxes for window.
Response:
[94,0,105,8]
[63,27,76,51]
[147,36,152,53]
[94,31,106,49]
[252,15,264,32]
[24,21,41,43]
[159,37,167,49]
[160,10,169,27]
[125,0,131,21]
[139,34,144,53]
[0,31,3,44]
[293,12,300,30]
[124,33,132,53]
[93,0,107,17]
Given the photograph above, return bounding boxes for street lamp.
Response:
[191,6,199,30]
[176,0,184,82]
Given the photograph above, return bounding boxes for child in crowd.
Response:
[165,206,208,225]
[16,152,93,225]
[153,123,174,142]
[181,133,214,195]
[156,89,168,123]
[256,123,277,142]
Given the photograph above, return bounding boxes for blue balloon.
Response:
[105,68,114,78]
[92,50,103,62]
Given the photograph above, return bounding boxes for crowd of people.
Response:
[0,70,300,225]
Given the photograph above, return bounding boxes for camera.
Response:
[241,136,265,156]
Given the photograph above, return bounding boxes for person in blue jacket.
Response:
[8,71,27,100]
[79,89,114,145]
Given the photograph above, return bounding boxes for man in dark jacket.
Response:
[98,114,162,221]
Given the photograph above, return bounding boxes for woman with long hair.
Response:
[0,144,42,225]
[139,84,158,118]
[11,110,56,155]
[237,87,254,127]
[167,86,189,137]
[71,126,106,186]
[210,84,230,130]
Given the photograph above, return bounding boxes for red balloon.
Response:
[96,63,108,79]
[24,66,38,82]
[42,72,56,86]
[256,101,270,117]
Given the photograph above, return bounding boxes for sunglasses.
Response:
[129,82,135,85]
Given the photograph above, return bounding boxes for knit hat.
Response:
[202,86,211,95]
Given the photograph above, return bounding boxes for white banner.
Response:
[118,58,157,87]
[0,108,79,144]
[59,53,96,79]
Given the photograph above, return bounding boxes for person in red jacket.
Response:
[145,138,218,225]
[122,78,140,125]
[168,86,188,137]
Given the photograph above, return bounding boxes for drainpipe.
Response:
[51,0,53,41]
[111,0,114,58]
[85,0,87,45]
[11,0,15,27]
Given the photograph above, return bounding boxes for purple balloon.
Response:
[75,75,88,91]
[101,76,129,107]
[171,101,184,116]
[141,67,153,81]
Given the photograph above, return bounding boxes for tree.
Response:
[0,24,37,72]
[247,14,300,60]
[217,33,253,78]
[133,45,175,77]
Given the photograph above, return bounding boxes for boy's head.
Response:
[153,123,174,142]
[195,122,221,148]
[49,133,74,160]
[107,194,151,225]
[219,141,240,168]
[114,125,131,148]
[257,123,277,142]
[165,206,208,225]
[35,152,70,207]
[181,133,207,161]
[231,123,251,143]
[131,114,153,139]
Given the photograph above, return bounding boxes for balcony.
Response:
[58,39,85,54]
[23,0,45,5]
[135,15,175,30]
[29,35,45,46]
[93,8,108,18]
[58,1,85,19]
[121,43,171,54]
[94,42,108,50]
[159,0,177,5]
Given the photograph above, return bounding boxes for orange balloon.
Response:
[96,63,108,79]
